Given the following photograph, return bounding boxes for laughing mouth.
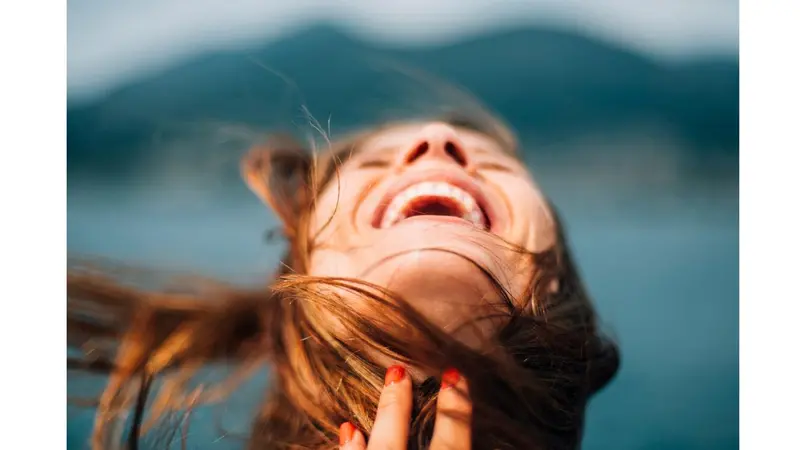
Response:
[374,181,490,230]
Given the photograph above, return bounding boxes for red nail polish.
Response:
[385,364,406,386]
[441,367,461,390]
[339,422,356,446]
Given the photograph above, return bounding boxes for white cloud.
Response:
[68,0,738,100]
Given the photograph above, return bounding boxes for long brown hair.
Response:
[67,112,619,450]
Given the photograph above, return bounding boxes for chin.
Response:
[370,248,495,294]
[363,248,508,334]
[363,220,519,287]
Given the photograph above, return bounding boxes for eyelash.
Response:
[356,159,512,172]
[474,162,513,172]
[358,159,392,169]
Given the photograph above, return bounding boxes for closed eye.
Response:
[358,159,392,169]
[474,161,514,173]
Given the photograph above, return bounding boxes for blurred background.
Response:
[67,1,738,449]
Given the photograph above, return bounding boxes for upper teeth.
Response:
[380,181,486,229]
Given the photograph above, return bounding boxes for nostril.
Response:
[444,141,467,166]
[405,141,429,164]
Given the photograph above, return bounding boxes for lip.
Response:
[371,169,499,232]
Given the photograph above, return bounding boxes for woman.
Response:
[68,112,620,449]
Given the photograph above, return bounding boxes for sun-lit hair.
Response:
[67,112,619,450]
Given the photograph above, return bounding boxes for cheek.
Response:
[495,175,555,253]
[308,180,353,242]
[306,182,366,277]
[524,186,556,253]
[307,236,364,286]
[308,250,354,280]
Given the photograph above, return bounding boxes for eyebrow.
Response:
[471,147,495,155]
[360,145,399,158]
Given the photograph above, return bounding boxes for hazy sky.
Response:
[68,0,738,100]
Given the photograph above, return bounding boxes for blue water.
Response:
[67,176,738,449]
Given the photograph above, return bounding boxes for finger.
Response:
[367,364,413,450]
[430,368,472,450]
[340,422,367,450]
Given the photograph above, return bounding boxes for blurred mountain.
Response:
[67,23,738,178]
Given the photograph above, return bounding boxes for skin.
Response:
[308,122,557,348]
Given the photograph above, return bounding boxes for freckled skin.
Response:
[308,122,557,348]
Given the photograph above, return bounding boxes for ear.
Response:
[241,134,311,235]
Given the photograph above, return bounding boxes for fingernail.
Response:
[441,367,461,390]
[339,422,356,446]
[385,364,406,386]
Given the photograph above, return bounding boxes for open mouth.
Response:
[374,180,491,230]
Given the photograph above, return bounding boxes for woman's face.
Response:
[308,122,556,345]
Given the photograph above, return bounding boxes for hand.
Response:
[339,366,472,450]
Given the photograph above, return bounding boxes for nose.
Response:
[399,123,470,168]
